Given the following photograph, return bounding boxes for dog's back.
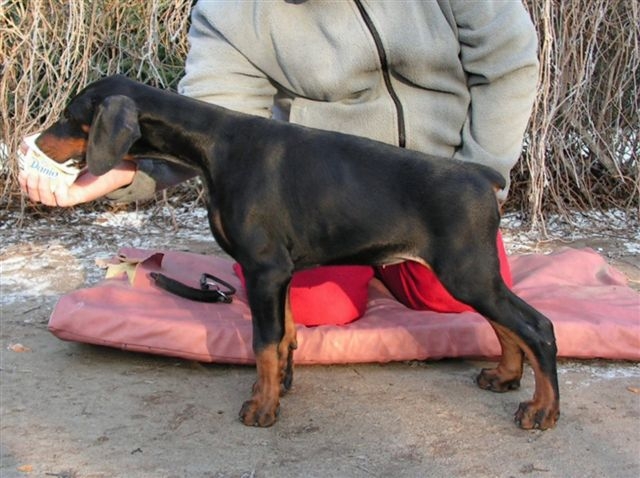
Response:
[209,116,505,269]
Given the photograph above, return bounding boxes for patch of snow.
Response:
[501,209,639,257]
[559,361,640,387]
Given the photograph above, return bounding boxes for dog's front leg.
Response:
[239,267,294,427]
[241,343,281,427]
[279,288,297,395]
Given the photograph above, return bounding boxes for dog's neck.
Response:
[132,94,250,174]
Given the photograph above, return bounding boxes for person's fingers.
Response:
[35,174,59,206]
[19,169,63,206]
[50,183,73,207]
[24,170,44,203]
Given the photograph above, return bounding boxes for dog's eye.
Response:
[62,108,81,123]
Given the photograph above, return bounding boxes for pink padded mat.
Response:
[48,247,640,364]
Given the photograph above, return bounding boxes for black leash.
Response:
[149,272,236,303]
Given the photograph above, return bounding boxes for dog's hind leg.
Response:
[493,292,560,430]
[477,322,524,392]
[434,255,560,430]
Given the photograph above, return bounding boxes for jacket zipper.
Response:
[353,0,406,148]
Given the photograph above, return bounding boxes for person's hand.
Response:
[18,161,137,207]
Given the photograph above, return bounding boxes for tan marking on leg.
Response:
[279,287,297,395]
[477,323,524,391]
[483,322,559,430]
[239,344,280,427]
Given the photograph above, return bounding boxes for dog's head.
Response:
[35,75,142,176]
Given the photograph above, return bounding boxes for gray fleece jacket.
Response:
[110,0,538,203]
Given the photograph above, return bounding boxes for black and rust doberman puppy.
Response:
[35,75,559,429]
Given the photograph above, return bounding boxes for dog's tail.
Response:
[481,165,507,191]
[470,163,507,194]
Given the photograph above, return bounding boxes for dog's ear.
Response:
[87,95,141,176]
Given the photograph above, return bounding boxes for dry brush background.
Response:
[1,0,638,228]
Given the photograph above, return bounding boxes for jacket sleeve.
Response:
[108,3,277,203]
[450,1,539,201]
[177,3,277,116]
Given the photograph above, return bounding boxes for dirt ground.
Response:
[1,207,639,478]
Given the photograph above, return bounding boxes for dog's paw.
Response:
[239,399,279,427]
[514,400,559,430]
[476,368,521,392]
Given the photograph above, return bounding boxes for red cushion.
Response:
[233,264,374,327]
[376,231,513,313]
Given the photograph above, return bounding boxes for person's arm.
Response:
[104,159,197,203]
[451,1,539,201]
[19,160,136,207]
[177,2,277,117]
